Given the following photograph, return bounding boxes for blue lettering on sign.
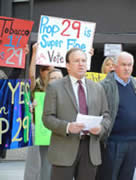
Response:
[67,39,86,52]
[84,27,91,38]
[39,16,60,37]
[16,36,22,47]
[4,35,14,47]
[4,35,22,48]
[40,35,63,49]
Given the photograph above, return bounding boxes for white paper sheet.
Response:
[76,113,103,130]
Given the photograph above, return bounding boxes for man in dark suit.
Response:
[42,48,111,180]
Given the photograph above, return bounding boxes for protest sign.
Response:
[36,15,96,70]
[0,79,32,149]
[0,16,34,68]
[34,92,51,146]
[104,43,122,57]
[86,72,106,82]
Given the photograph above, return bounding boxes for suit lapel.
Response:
[85,78,92,114]
[64,76,78,112]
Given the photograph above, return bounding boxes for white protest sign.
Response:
[104,44,122,57]
[36,15,96,70]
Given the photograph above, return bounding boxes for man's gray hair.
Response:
[114,51,134,65]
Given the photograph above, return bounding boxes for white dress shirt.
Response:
[69,75,87,110]
[66,75,88,134]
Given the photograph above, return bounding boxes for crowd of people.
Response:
[1,42,136,180]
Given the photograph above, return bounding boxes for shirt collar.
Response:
[69,75,86,86]
[114,72,131,86]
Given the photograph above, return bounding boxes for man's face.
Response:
[66,50,87,79]
[115,54,133,82]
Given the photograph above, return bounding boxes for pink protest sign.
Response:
[36,15,96,70]
[0,16,34,68]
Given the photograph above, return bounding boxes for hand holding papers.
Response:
[68,122,84,134]
[76,113,103,135]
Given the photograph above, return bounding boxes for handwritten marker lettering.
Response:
[36,15,96,69]
[0,16,33,68]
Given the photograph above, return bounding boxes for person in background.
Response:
[24,42,63,180]
[39,68,63,180]
[47,68,63,83]
[95,56,115,180]
[101,56,115,74]
[42,47,111,180]
[29,43,54,93]
[99,52,136,180]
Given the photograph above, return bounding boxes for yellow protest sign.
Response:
[86,72,106,82]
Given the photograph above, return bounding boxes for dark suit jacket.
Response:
[42,75,111,166]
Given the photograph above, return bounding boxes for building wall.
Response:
[31,0,136,34]
[1,0,136,77]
